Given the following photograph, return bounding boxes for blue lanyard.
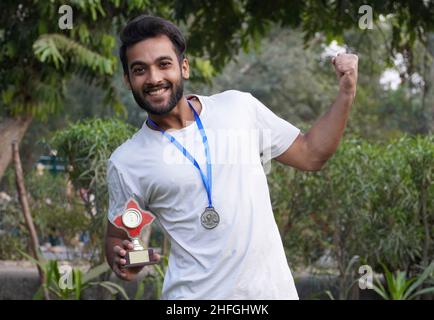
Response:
[147,100,213,208]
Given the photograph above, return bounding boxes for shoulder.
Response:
[108,129,143,169]
[207,90,254,103]
[190,90,257,106]
[203,90,258,115]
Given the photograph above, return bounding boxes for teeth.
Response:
[147,88,167,96]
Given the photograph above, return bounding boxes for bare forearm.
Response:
[274,53,357,171]
[305,90,355,163]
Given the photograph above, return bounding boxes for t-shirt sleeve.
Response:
[106,160,132,224]
[249,93,301,163]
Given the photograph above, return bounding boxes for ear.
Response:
[123,73,132,90]
[181,57,190,80]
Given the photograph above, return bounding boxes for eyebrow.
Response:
[129,56,174,69]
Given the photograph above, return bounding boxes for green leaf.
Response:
[324,290,335,300]
[33,34,114,75]
[93,281,130,300]
[17,249,46,271]
[82,262,110,284]
[74,269,83,300]
[134,281,145,300]
[32,287,44,300]
[403,262,434,299]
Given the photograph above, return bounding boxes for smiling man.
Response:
[105,15,358,300]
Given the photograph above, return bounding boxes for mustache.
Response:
[143,82,172,93]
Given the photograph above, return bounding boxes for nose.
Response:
[145,66,163,86]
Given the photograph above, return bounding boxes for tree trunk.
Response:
[0,116,32,182]
[12,141,50,300]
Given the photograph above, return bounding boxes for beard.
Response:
[132,78,184,116]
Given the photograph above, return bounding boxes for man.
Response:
[105,15,358,300]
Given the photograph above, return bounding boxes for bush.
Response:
[269,135,433,277]
[26,172,91,247]
[49,118,137,264]
[0,170,90,260]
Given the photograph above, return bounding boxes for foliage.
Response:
[189,24,433,140]
[0,0,215,121]
[323,255,362,300]
[0,170,89,259]
[49,118,137,263]
[299,0,434,74]
[20,250,128,300]
[2,1,434,120]
[372,262,434,300]
[1,2,433,300]
[0,179,27,259]
[0,232,27,261]
[50,118,136,191]
[1,1,117,119]
[139,255,169,300]
[176,0,434,73]
[26,172,90,247]
[33,33,114,74]
[187,28,337,125]
[269,135,434,280]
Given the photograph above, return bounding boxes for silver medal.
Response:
[201,207,220,229]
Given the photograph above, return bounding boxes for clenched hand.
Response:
[332,53,358,97]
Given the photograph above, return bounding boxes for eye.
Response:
[132,67,145,75]
[160,61,171,68]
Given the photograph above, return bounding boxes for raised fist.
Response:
[332,53,358,96]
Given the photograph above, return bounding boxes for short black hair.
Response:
[119,15,186,74]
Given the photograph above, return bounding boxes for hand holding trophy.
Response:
[113,198,157,267]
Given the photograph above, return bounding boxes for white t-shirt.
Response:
[107,90,300,299]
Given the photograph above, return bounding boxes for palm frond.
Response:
[33,33,115,76]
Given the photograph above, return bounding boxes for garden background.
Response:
[0,0,433,300]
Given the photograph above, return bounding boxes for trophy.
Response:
[113,198,156,268]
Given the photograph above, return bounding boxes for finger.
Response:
[122,240,133,250]
[338,57,358,68]
[333,62,342,78]
[344,69,357,77]
[347,53,358,61]
[114,245,126,257]
[338,61,358,72]
[113,264,127,279]
[114,256,127,266]
[151,252,161,262]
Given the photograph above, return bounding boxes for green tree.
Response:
[2,0,434,182]
[50,118,137,263]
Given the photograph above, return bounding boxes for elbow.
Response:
[304,164,324,172]
[304,158,328,172]
[303,146,335,171]
[302,136,334,172]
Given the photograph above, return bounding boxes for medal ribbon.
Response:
[147,100,213,208]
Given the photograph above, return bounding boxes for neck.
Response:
[147,96,200,131]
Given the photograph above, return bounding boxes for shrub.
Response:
[49,118,137,263]
[269,135,433,284]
